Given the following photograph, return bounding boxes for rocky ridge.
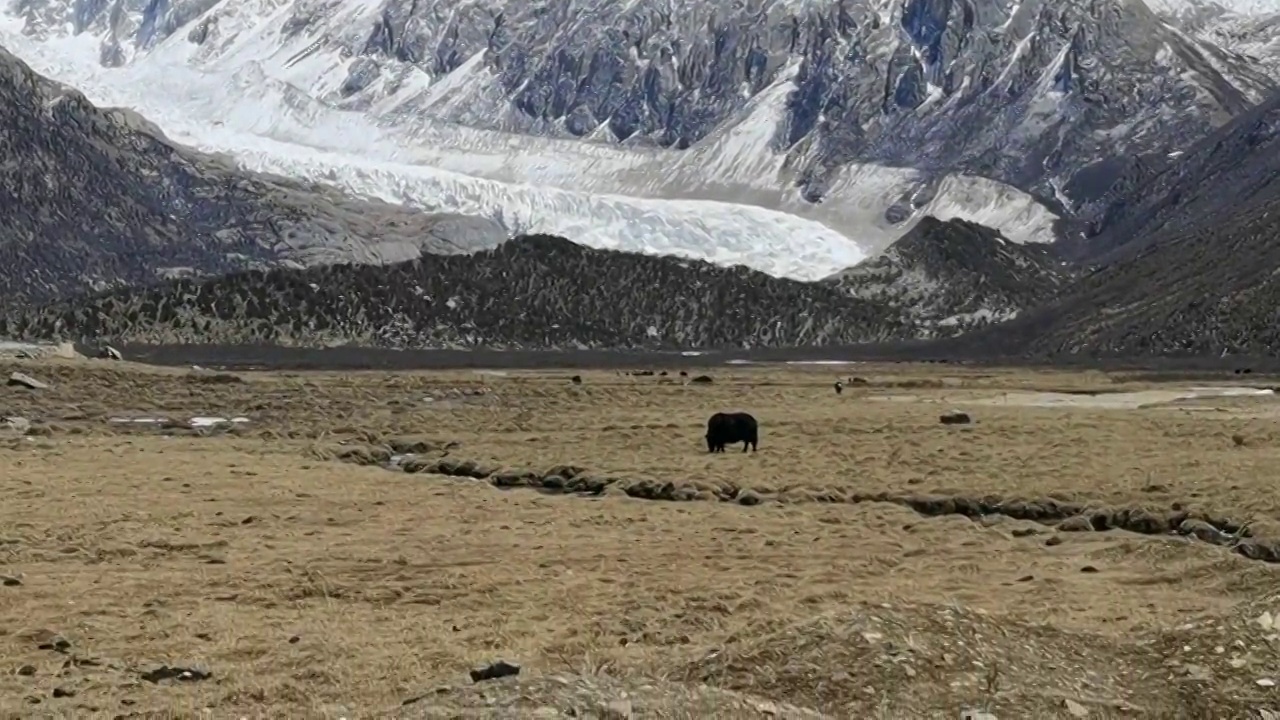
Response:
[825,217,1074,336]
[0,234,923,350]
[0,42,505,307]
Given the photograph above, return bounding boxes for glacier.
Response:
[0,1,1067,281]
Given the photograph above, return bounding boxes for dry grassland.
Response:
[3,359,1280,718]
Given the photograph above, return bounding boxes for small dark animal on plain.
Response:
[571,375,582,384]
[834,381,843,395]
[706,412,758,453]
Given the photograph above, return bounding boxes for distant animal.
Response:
[834,380,843,395]
[706,412,758,453]
[571,375,582,384]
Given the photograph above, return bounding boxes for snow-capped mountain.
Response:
[3,0,1280,278]
[0,44,504,305]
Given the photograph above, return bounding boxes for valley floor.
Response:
[2,360,1280,717]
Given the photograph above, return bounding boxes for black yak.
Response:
[706,412,758,453]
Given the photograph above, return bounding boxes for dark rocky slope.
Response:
[943,82,1280,359]
[1072,89,1280,263]
[824,218,1074,337]
[0,44,504,306]
[949,192,1280,359]
[0,235,923,350]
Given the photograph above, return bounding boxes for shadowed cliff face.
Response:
[0,43,506,306]
[10,0,1277,233]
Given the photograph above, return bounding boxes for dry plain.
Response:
[3,358,1280,718]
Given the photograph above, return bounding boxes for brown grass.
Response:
[3,359,1280,718]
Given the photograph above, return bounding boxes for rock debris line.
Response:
[327,442,1280,565]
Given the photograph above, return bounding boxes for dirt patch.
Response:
[684,600,1280,718]
[396,673,828,719]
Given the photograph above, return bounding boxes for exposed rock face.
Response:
[825,217,1073,337]
[0,234,925,350]
[0,43,506,306]
[8,0,1280,246]
[930,76,1280,359]
[1072,90,1280,264]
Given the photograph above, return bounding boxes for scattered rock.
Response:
[1178,518,1234,544]
[570,375,582,384]
[491,470,538,488]
[1232,433,1247,447]
[139,665,212,683]
[1063,698,1090,717]
[689,375,714,384]
[17,665,35,676]
[7,372,48,390]
[1045,535,1065,547]
[1,575,21,586]
[400,456,434,474]
[2,416,30,434]
[599,698,633,719]
[961,711,997,720]
[1235,539,1280,563]
[1057,515,1094,532]
[470,660,521,683]
[1080,565,1100,574]
[99,345,123,361]
[737,490,764,506]
[334,445,393,466]
[939,411,971,425]
[544,465,588,480]
[51,686,75,698]
[31,631,70,652]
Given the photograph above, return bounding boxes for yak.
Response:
[706,411,758,453]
